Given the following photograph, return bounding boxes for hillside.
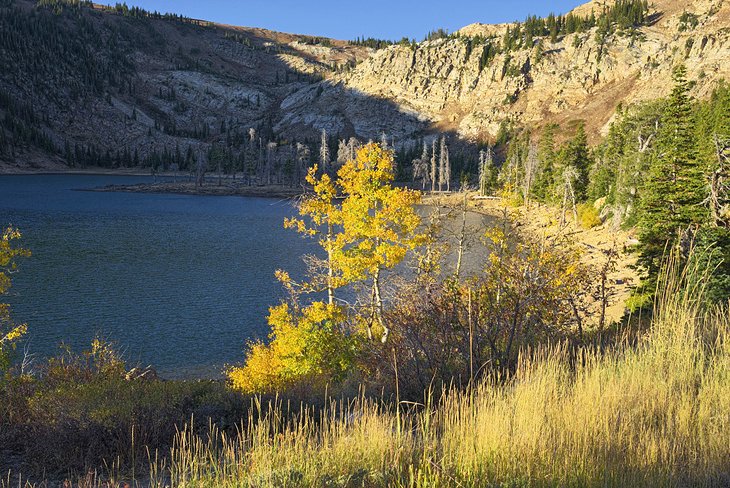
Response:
[338,0,730,143]
[0,0,729,171]
[0,0,376,171]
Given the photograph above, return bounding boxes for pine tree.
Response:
[533,124,558,202]
[558,123,592,202]
[637,65,708,280]
[523,142,539,207]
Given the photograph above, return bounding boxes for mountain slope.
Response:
[334,0,730,143]
[0,0,728,171]
[0,0,378,170]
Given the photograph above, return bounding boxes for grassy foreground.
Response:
[148,266,729,487]
[5,262,729,487]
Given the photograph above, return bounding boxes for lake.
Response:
[0,175,313,378]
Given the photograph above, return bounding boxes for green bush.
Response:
[578,203,603,229]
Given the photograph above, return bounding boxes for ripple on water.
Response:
[0,175,313,379]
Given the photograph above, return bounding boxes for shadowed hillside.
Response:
[0,0,430,172]
[1,0,728,171]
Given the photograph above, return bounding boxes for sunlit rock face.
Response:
[333,0,730,144]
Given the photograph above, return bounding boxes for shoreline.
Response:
[0,164,170,177]
[0,170,181,177]
[86,181,306,199]
[0,168,306,198]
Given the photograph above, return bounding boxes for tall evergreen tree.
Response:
[533,124,558,202]
[637,65,708,280]
[559,123,592,202]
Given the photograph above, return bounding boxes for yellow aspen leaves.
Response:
[228,143,425,392]
[1,227,31,371]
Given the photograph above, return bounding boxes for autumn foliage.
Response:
[1,227,30,372]
[228,143,422,393]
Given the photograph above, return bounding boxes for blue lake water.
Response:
[0,175,313,378]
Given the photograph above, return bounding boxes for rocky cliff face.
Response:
[1,0,728,170]
[333,0,730,143]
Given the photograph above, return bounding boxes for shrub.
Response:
[0,340,247,478]
[155,254,730,488]
[578,203,603,228]
[1,227,30,373]
[227,302,358,395]
[360,224,595,398]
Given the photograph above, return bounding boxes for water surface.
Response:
[0,175,312,378]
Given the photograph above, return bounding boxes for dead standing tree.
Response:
[438,136,449,192]
[194,148,207,188]
[319,128,330,175]
[412,142,430,190]
[560,166,579,227]
[478,147,494,197]
[708,133,730,227]
[431,139,437,192]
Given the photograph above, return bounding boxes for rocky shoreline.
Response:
[85,181,306,199]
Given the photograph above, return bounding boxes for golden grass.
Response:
[140,260,730,487]
[6,257,730,487]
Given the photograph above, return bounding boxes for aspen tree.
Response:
[337,143,423,342]
[284,166,343,304]
[1,228,30,372]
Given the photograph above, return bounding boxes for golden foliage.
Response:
[1,227,31,371]
[283,165,347,299]
[336,144,423,281]
[577,203,603,229]
[229,143,425,392]
[227,301,355,394]
[168,272,730,486]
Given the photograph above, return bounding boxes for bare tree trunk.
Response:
[468,288,474,385]
[326,222,335,305]
[570,185,578,225]
[455,191,467,279]
[560,185,568,227]
[599,269,608,330]
[373,267,387,343]
[445,145,451,192]
[438,137,446,192]
[431,139,437,192]
[709,133,729,227]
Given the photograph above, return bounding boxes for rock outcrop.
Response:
[332,0,730,143]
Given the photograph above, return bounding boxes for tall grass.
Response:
[148,256,730,487]
[5,255,729,487]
